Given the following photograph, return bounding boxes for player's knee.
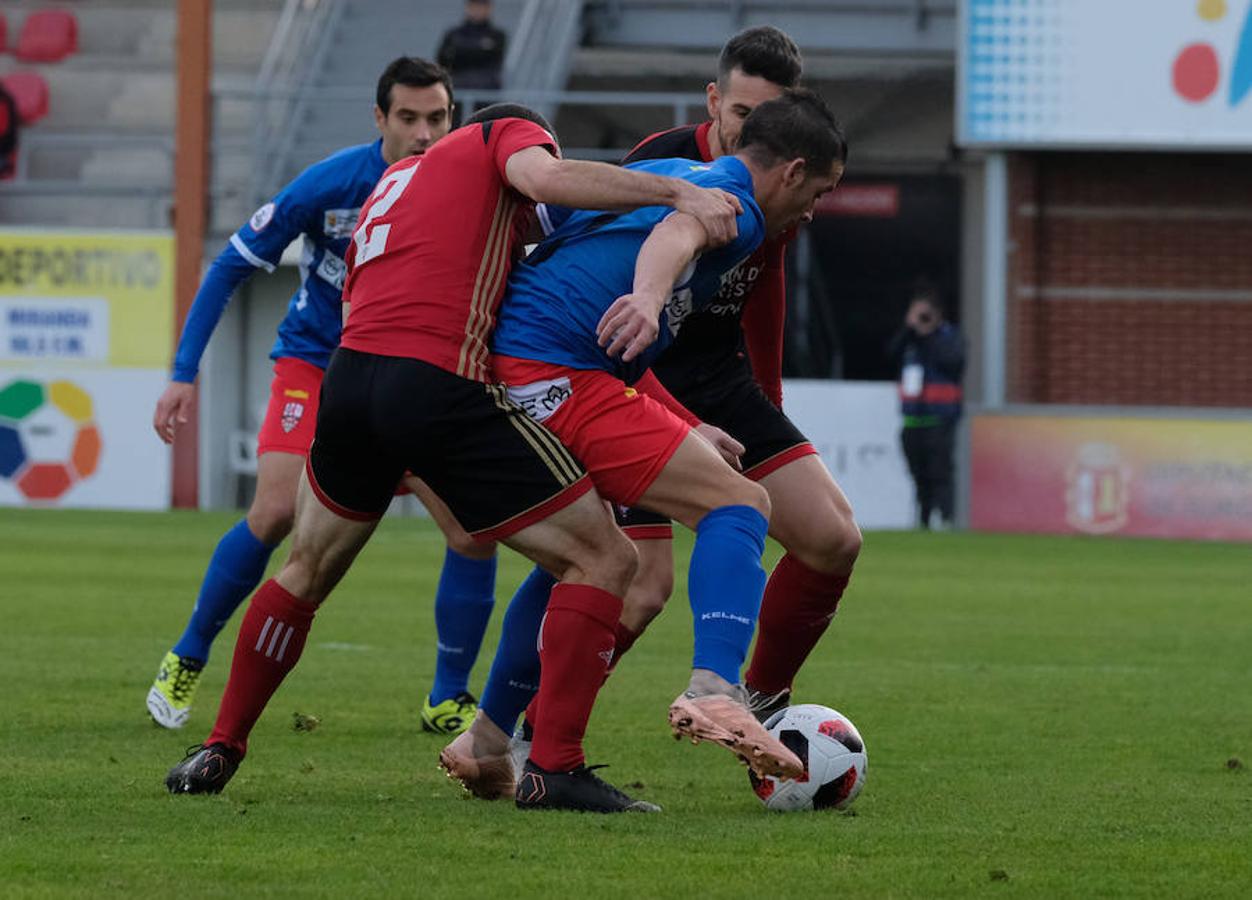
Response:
[625,581,670,627]
[601,529,639,596]
[626,555,673,623]
[247,495,295,545]
[795,513,862,575]
[732,479,771,522]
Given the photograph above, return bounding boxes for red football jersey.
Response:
[341,118,557,382]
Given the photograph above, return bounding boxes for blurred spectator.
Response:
[0,82,18,180]
[887,283,965,530]
[437,0,507,95]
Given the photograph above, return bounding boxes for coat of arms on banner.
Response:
[280,401,304,433]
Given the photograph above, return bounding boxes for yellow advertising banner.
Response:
[0,229,174,368]
[0,229,173,509]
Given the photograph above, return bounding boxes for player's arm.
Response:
[504,146,741,247]
[154,189,312,444]
[152,244,259,444]
[595,212,711,362]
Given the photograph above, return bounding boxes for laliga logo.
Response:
[1065,443,1130,535]
[1172,0,1252,103]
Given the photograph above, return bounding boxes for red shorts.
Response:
[257,355,413,495]
[493,356,691,506]
[256,357,323,456]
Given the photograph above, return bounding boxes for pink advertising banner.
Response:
[970,414,1252,541]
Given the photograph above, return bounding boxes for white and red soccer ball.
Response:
[749,704,867,811]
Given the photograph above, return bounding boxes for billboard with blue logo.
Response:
[958,0,1252,147]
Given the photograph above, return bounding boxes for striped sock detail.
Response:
[254,616,295,660]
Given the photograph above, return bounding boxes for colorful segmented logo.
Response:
[1173,0,1252,103]
[0,378,101,501]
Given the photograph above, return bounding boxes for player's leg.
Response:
[404,475,499,735]
[633,431,801,779]
[166,469,386,794]
[613,509,675,667]
[491,357,799,779]
[496,522,672,773]
[166,348,403,794]
[147,358,320,729]
[743,453,862,714]
[406,376,650,811]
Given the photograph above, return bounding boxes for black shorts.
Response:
[614,353,814,536]
[308,347,591,541]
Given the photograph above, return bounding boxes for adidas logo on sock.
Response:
[255,616,295,662]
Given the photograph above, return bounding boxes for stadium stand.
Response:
[15,9,79,63]
[1,70,49,124]
[0,0,280,230]
[0,12,7,52]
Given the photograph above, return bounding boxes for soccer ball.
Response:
[748,704,867,811]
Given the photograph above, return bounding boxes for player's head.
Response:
[705,26,803,158]
[374,56,454,164]
[463,103,557,146]
[736,88,847,236]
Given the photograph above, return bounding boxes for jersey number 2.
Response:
[352,163,419,266]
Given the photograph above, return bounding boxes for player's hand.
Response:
[153,381,195,444]
[693,422,745,470]
[597,291,665,361]
[674,183,741,248]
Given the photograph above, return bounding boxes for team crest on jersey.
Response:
[250,202,276,232]
[323,208,361,239]
[280,401,305,433]
[664,287,695,336]
[316,252,347,290]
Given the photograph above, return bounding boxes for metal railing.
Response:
[3,85,706,231]
[249,0,345,212]
[504,0,586,121]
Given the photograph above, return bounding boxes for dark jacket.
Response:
[886,322,965,423]
[437,20,507,89]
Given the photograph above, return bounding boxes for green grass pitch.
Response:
[1,508,1249,898]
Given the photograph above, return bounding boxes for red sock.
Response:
[744,554,849,695]
[206,579,316,756]
[606,621,642,674]
[528,583,622,772]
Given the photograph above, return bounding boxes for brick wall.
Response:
[1006,152,1252,407]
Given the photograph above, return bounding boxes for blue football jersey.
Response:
[172,139,389,382]
[492,155,765,383]
[232,140,389,368]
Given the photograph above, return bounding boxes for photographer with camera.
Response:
[887,282,966,530]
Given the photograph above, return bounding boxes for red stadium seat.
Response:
[15,10,78,63]
[2,70,50,124]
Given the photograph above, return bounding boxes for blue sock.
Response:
[172,519,275,663]
[479,565,556,733]
[430,547,499,704]
[689,505,769,684]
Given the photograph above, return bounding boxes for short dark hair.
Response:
[376,57,454,115]
[911,280,945,316]
[738,88,847,173]
[463,103,556,141]
[718,26,802,89]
